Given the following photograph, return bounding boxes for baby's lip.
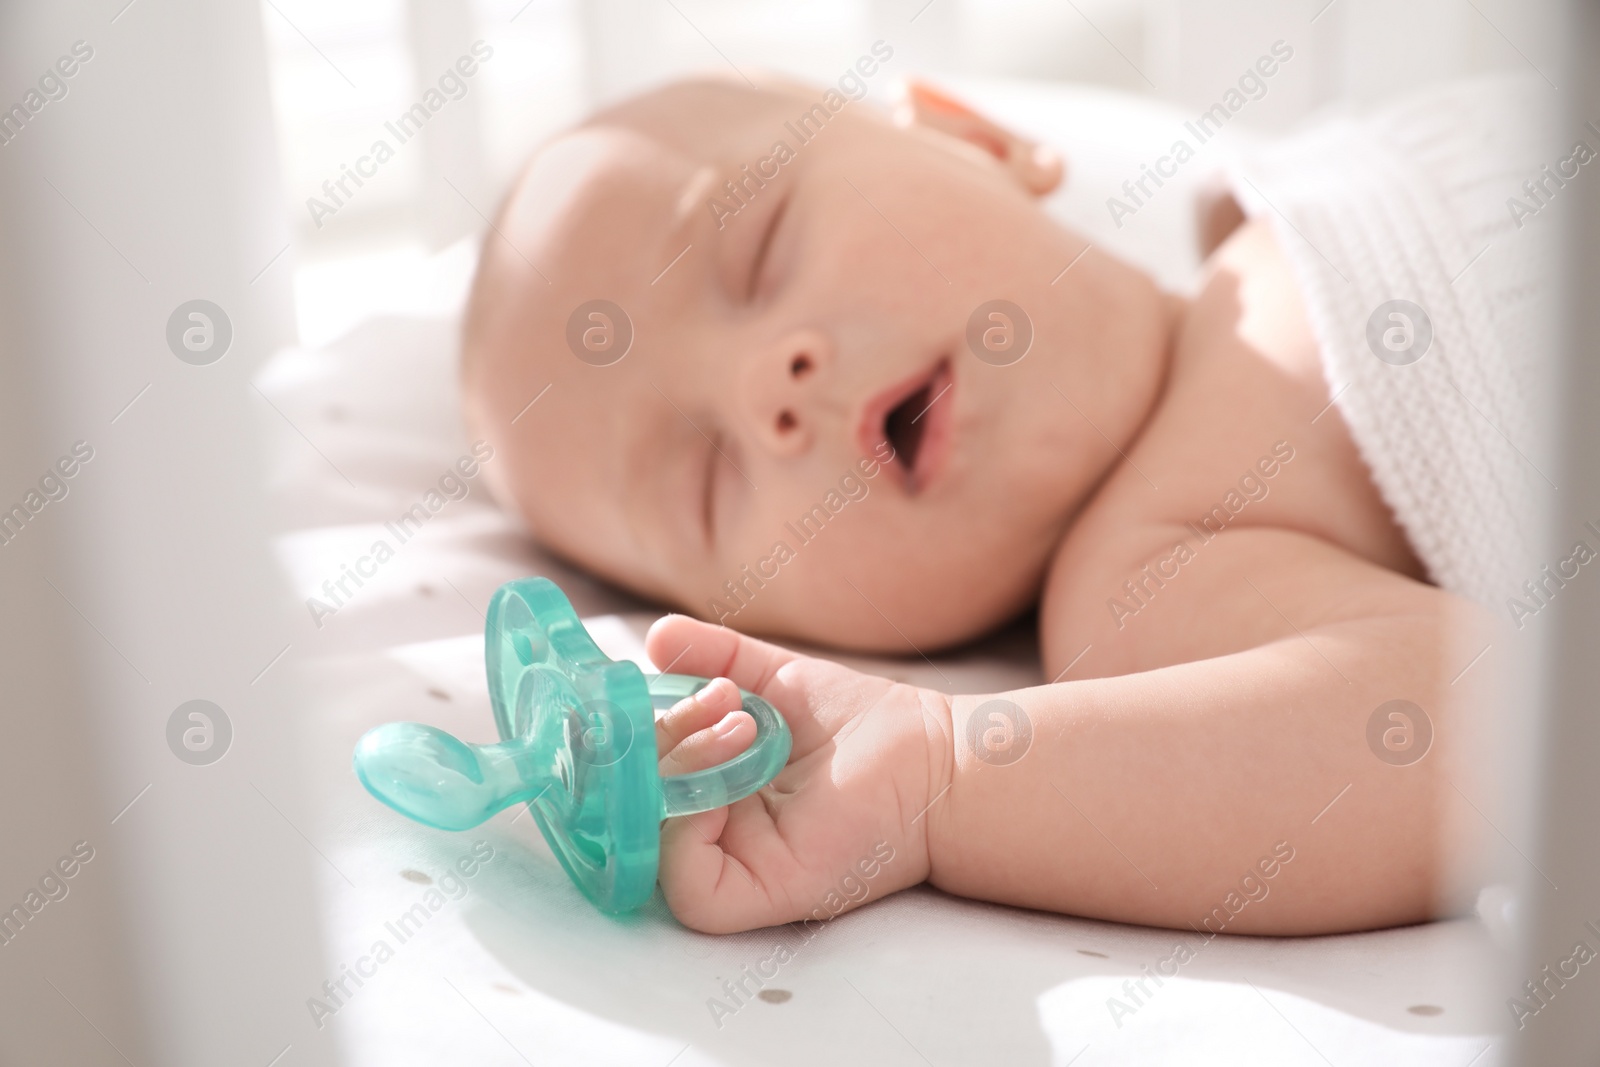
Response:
[855,357,955,494]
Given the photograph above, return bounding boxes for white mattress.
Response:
[259,80,1506,1065]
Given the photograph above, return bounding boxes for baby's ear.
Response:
[891,79,1064,197]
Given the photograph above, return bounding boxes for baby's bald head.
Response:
[462,79,832,600]
[463,78,823,400]
[461,75,1170,652]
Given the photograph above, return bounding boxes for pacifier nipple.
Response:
[353,721,548,832]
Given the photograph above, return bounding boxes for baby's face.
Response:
[467,81,1168,652]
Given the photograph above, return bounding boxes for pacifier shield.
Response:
[487,579,661,914]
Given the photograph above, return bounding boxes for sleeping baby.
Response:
[460,71,1548,935]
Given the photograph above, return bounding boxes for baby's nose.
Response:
[736,328,834,458]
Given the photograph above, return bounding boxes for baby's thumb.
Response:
[646,614,803,699]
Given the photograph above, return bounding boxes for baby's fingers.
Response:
[658,709,755,777]
[656,677,754,775]
[655,677,741,753]
[660,793,789,933]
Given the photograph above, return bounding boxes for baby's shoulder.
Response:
[1037,219,1426,679]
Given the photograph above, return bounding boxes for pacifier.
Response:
[352,577,792,913]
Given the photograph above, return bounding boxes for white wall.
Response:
[263,0,1545,267]
[0,1,336,1063]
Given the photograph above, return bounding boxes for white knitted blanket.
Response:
[1226,76,1558,610]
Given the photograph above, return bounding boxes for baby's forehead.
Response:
[507,126,691,242]
[509,78,888,247]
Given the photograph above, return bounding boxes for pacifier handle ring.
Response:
[647,673,791,819]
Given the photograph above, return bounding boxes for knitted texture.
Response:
[1227,76,1557,608]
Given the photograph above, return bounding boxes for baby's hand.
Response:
[647,615,952,933]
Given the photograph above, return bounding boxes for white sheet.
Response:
[260,79,1505,1065]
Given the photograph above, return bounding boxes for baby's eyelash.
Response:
[747,197,788,300]
[700,433,720,547]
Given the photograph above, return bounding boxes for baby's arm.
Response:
[647,530,1487,934]
[936,523,1488,935]
[935,590,1474,936]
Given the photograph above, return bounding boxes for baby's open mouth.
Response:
[860,358,954,493]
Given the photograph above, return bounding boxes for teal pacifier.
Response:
[352,577,792,913]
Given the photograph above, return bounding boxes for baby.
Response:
[460,74,1515,936]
